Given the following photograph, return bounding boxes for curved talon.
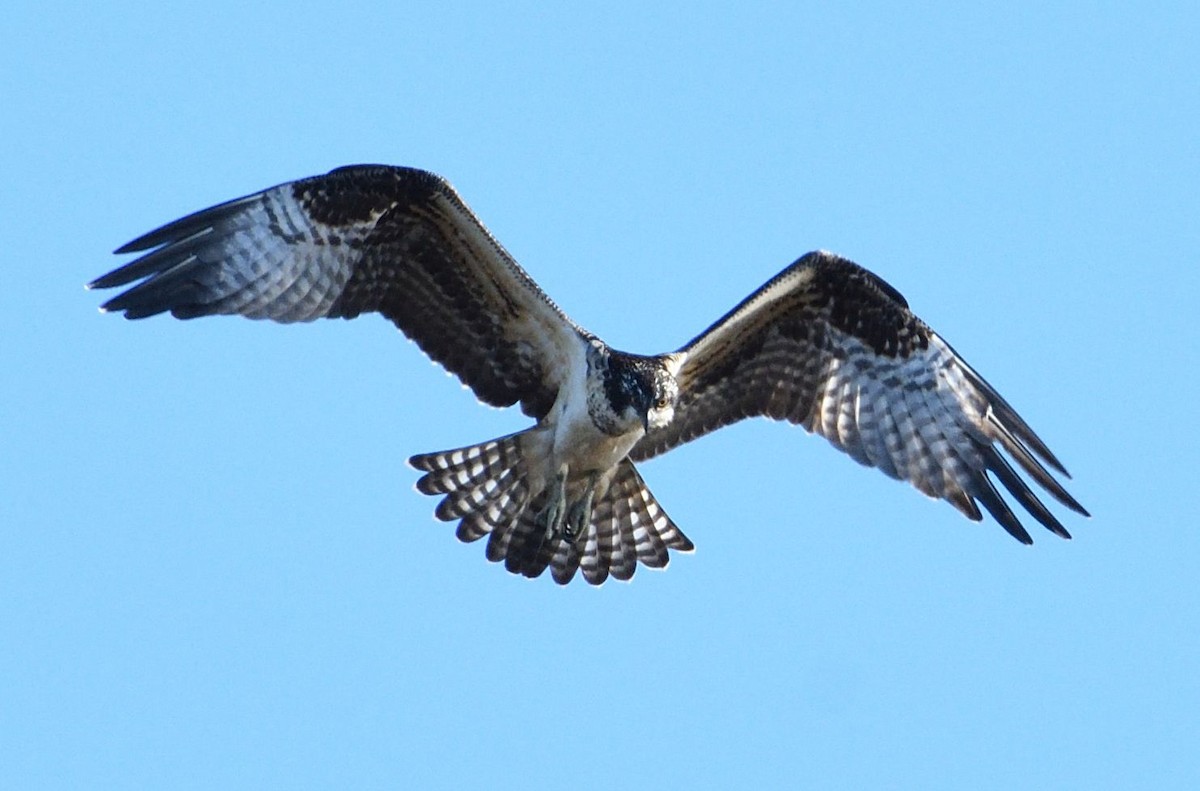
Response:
[562,471,599,542]
[563,491,594,541]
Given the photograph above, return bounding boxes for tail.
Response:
[409,432,694,585]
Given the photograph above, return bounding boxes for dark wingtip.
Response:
[1056,489,1089,518]
[95,288,173,320]
[408,452,435,472]
[88,269,132,290]
[113,240,144,256]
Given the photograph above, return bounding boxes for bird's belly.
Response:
[552,414,640,476]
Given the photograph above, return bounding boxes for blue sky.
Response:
[3,2,1197,788]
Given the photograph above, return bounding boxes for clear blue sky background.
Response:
[3,3,1197,789]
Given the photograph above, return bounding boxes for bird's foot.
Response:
[535,469,568,538]
[563,492,594,543]
[562,472,598,543]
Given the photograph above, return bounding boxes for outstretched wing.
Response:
[89,165,589,418]
[633,250,1088,543]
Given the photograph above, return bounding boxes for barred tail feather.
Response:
[457,478,531,544]
[409,432,526,496]
[493,489,558,579]
[521,460,694,585]
[409,439,694,585]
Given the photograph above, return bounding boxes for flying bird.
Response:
[90,165,1088,584]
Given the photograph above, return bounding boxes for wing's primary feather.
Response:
[633,250,1087,542]
[89,165,588,418]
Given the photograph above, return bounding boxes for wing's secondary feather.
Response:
[633,250,1087,541]
[90,165,588,418]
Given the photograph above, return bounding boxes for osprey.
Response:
[90,165,1088,584]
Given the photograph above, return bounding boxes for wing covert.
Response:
[90,165,589,417]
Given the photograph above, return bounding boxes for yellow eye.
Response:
[655,396,669,409]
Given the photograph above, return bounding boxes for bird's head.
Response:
[637,361,680,433]
[591,348,680,436]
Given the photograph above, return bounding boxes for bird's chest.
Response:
[549,375,641,474]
